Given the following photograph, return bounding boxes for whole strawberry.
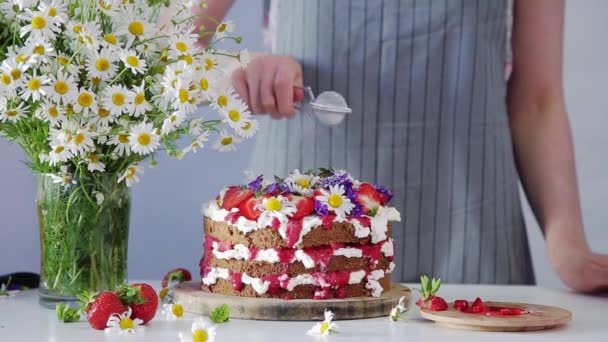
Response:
[116,283,158,324]
[415,275,448,312]
[79,291,126,330]
[162,268,192,288]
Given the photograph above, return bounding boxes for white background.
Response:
[1,1,606,288]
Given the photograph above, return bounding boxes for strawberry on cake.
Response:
[200,169,401,300]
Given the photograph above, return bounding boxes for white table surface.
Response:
[1,282,606,341]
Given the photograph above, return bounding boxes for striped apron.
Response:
[250,0,535,284]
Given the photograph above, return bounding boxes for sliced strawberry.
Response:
[288,195,315,219]
[427,296,448,311]
[355,183,382,214]
[221,186,254,210]
[471,297,485,309]
[454,299,469,311]
[238,196,264,220]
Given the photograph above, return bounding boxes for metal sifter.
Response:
[295,86,352,126]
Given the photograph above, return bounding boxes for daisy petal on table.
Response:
[307,309,338,336]
[179,318,216,342]
[105,307,144,335]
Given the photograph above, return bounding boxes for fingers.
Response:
[274,64,296,118]
[231,69,250,106]
[260,62,280,118]
[245,59,264,114]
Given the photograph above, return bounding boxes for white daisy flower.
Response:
[54,53,81,75]
[116,7,154,47]
[101,85,133,117]
[235,119,258,139]
[27,40,55,64]
[173,85,198,114]
[162,303,184,320]
[119,49,147,75]
[213,130,240,152]
[100,32,120,51]
[316,184,356,218]
[188,118,205,136]
[389,296,408,322]
[182,132,210,156]
[105,307,144,335]
[96,0,120,17]
[48,143,73,166]
[221,98,251,131]
[38,0,68,24]
[238,49,251,69]
[256,195,297,227]
[86,49,118,81]
[0,102,29,123]
[118,164,143,187]
[1,58,28,86]
[200,52,219,72]
[130,82,152,117]
[214,20,234,39]
[47,70,78,105]
[161,111,185,135]
[0,72,16,93]
[129,121,160,155]
[90,107,114,127]
[74,21,102,50]
[19,10,60,41]
[92,190,105,205]
[73,88,98,116]
[48,166,77,188]
[20,72,50,102]
[210,82,236,110]
[94,125,112,144]
[161,61,191,96]
[68,128,95,156]
[307,309,338,336]
[285,169,320,196]
[193,69,216,101]
[178,318,216,342]
[86,153,106,172]
[168,32,198,60]
[107,133,131,156]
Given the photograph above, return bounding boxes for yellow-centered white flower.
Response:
[37,101,64,127]
[107,133,132,156]
[128,121,159,155]
[119,49,147,75]
[73,88,98,116]
[316,184,356,218]
[307,309,338,336]
[213,130,240,152]
[285,169,320,196]
[46,70,78,105]
[221,98,251,131]
[19,9,61,42]
[118,164,143,187]
[130,82,152,117]
[162,303,185,320]
[104,307,144,335]
[214,20,234,39]
[86,153,106,172]
[86,49,118,81]
[101,85,133,117]
[20,72,50,101]
[0,102,29,123]
[256,195,297,228]
[178,318,216,342]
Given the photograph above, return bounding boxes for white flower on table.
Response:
[307,309,338,336]
[179,318,216,342]
[389,296,408,322]
[104,307,144,335]
[162,303,184,320]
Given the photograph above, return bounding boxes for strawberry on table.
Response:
[288,195,315,219]
[415,275,448,312]
[221,186,254,209]
[116,283,158,324]
[161,268,192,288]
[79,291,126,330]
[355,183,383,214]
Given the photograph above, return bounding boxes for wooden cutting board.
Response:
[420,301,572,332]
[173,282,410,321]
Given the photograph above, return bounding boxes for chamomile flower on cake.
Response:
[86,49,118,81]
[221,98,251,131]
[214,20,234,39]
[285,169,320,196]
[47,70,77,104]
[307,309,338,336]
[69,128,95,156]
[73,88,98,116]
[105,307,144,335]
[130,83,152,117]
[18,9,61,42]
[86,153,106,172]
[101,85,133,116]
[213,130,240,152]
[0,102,29,123]
[178,318,216,342]
[118,164,143,187]
[316,184,356,219]
[20,72,50,101]
[107,133,131,156]
[119,49,147,75]
[256,195,297,227]
[129,121,160,155]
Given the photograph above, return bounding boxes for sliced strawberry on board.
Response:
[288,195,315,219]
[355,183,383,214]
[161,268,192,288]
[221,186,254,210]
[454,299,469,311]
[238,196,265,220]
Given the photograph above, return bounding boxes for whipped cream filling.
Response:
[203,201,400,245]
[202,267,391,297]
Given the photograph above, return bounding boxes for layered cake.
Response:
[200,169,401,299]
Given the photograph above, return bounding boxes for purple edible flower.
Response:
[320,171,353,189]
[351,204,364,218]
[373,184,393,203]
[248,175,264,193]
[314,200,329,216]
[265,182,290,196]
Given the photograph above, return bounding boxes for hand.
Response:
[231,55,304,119]
[547,235,608,293]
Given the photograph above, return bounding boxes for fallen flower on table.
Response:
[179,318,217,342]
[389,296,408,322]
[307,309,338,336]
[163,303,185,320]
[104,307,144,335]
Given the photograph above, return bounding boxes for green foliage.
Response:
[209,304,230,323]
[56,304,81,323]
[418,275,442,300]
[116,284,147,305]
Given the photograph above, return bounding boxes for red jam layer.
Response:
[454,298,528,316]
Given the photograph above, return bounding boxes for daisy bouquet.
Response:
[0,0,254,300]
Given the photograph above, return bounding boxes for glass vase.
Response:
[36,173,130,308]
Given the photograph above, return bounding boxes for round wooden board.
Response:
[420,301,572,332]
[173,282,410,321]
